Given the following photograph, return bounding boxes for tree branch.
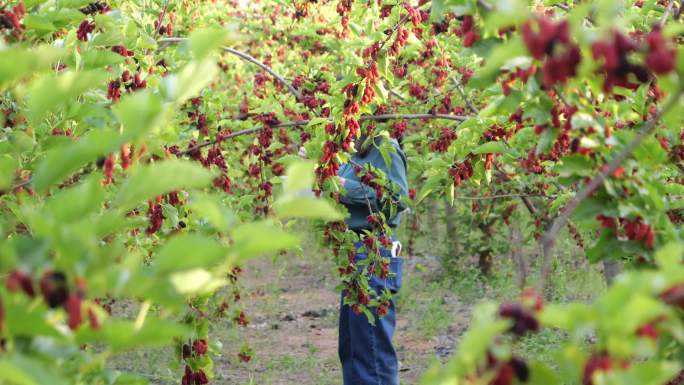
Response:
[154,0,171,36]
[178,113,468,156]
[2,179,30,194]
[452,78,478,115]
[659,0,676,27]
[538,86,683,295]
[454,193,554,201]
[158,37,302,101]
[494,163,538,215]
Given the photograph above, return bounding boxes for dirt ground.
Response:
[213,251,473,385]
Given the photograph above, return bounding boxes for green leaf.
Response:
[190,28,232,59]
[76,319,189,351]
[32,130,124,193]
[430,0,444,22]
[607,360,681,385]
[0,46,65,88]
[230,220,299,261]
[536,127,558,156]
[161,59,219,105]
[91,30,125,46]
[188,192,234,232]
[3,295,61,337]
[283,160,315,193]
[273,196,345,221]
[378,139,394,169]
[468,37,526,88]
[0,354,68,385]
[23,14,56,34]
[450,302,510,375]
[81,49,126,69]
[154,234,228,274]
[633,136,668,167]
[655,242,684,269]
[112,91,165,140]
[555,154,595,178]
[26,70,109,125]
[44,174,105,222]
[472,141,506,154]
[527,360,562,385]
[115,160,216,211]
[0,155,18,191]
[170,268,227,294]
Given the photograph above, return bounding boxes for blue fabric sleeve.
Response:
[339,141,409,213]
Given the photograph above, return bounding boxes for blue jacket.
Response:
[338,138,409,230]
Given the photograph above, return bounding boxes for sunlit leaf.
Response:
[153,234,228,273]
[26,70,109,125]
[273,196,345,221]
[115,160,216,211]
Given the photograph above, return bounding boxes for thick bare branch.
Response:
[179,113,468,156]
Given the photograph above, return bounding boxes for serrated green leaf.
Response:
[26,70,109,125]
[153,234,228,273]
[0,46,65,88]
[115,160,215,211]
[230,221,299,261]
[472,141,506,154]
[0,353,68,385]
[273,196,344,221]
[112,91,165,139]
[32,130,123,193]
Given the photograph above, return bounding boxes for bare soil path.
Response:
[214,251,473,385]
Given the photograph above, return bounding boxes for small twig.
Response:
[494,163,537,215]
[538,86,683,295]
[452,78,477,114]
[554,3,570,11]
[179,113,468,156]
[158,37,302,101]
[385,82,406,101]
[376,13,410,53]
[3,179,30,193]
[554,2,595,26]
[659,0,676,27]
[154,0,171,35]
[477,0,493,11]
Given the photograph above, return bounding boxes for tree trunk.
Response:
[426,198,438,244]
[444,199,457,259]
[509,223,527,290]
[602,259,622,286]
[477,220,496,276]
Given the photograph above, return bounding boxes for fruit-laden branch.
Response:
[158,37,302,101]
[154,0,171,35]
[538,86,684,294]
[178,113,468,156]
[455,193,555,200]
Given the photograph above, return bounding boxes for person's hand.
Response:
[298,146,307,159]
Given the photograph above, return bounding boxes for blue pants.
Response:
[338,242,404,385]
